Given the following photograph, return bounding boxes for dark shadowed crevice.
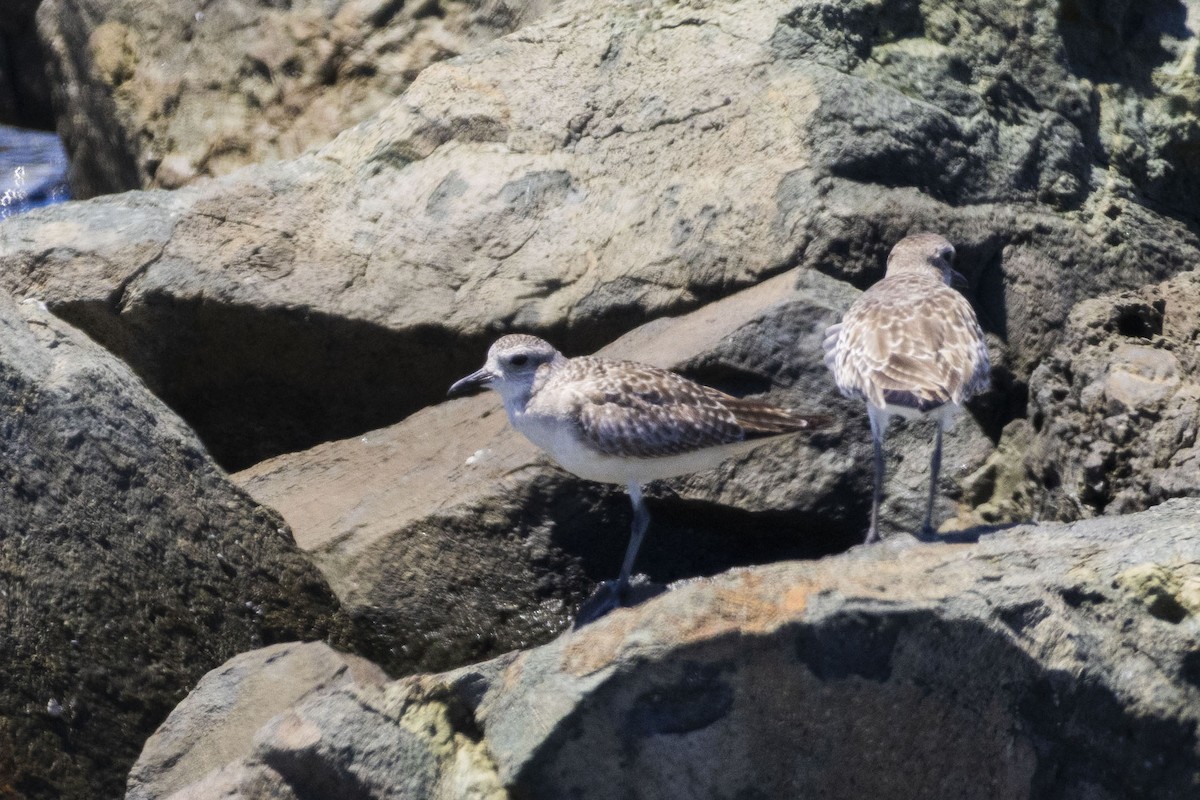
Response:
[53,295,501,471]
[51,289,721,472]
[562,493,863,589]
[1112,300,1165,339]
[0,7,56,131]
[1058,0,1185,92]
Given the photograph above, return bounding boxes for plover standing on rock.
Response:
[449,334,832,623]
[823,233,991,543]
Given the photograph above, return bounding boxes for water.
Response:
[0,125,70,221]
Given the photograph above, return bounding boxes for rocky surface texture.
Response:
[2,0,1198,472]
[234,269,992,676]
[126,642,388,800]
[128,500,1200,800]
[34,0,555,197]
[965,269,1200,525]
[1,0,1199,797]
[0,293,349,799]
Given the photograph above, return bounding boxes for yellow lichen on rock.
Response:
[1116,562,1200,622]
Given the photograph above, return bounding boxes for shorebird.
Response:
[449,335,831,621]
[823,233,990,543]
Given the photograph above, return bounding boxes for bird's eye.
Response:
[510,354,529,367]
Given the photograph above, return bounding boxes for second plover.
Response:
[823,233,990,543]
[449,334,831,622]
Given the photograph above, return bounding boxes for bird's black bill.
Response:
[447,367,493,397]
[949,268,969,289]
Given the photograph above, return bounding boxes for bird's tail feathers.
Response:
[724,398,836,438]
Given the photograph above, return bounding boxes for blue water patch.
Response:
[0,125,70,221]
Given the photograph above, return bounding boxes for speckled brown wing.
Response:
[563,358,825,458]
[826,276,990,410]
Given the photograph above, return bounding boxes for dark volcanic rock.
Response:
[0,293,349,799]
[130,499,1200,800]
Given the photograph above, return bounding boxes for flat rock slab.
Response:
[140,498,1200,800]
[0,292,348,799]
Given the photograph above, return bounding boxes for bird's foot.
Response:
[915,522,937,541]
[863,527,882,545]
[573,574,665,628]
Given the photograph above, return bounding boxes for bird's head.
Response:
[884,232,965,287]
[447,334,563,402]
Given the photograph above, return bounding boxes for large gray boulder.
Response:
[0,292,349,799]
[35,0,555,197]
[3,0,1199,471]
[233,269,993,675]
[129,499,1200,799]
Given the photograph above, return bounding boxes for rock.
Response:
[154,669,512,800]
[0,0,54,130]
[137,499,1200,800]
[1061,0,1200,218]
[955,418,1038,527]
[1038,271,1200,516]
[126,641,388,800]
[0,293,349,799]
[233,269,994,676]
[964,270,1200,524]
[4,0,1200,472]
[34,0,556,197]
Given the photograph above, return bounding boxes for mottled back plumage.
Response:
[823,235,990,412]
[536,357,824,459]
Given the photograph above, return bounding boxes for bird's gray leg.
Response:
[866,406,889,544]
[616,482,650,597]
[922,421,944,538]
[574,483,652,627]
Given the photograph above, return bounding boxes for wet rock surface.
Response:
[0,293,349,799]
[130,500,1200,800]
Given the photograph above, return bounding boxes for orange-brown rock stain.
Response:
[560,572,815,677]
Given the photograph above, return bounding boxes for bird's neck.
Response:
[501,387,532,422]
[498,359,562,423]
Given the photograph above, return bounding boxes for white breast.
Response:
[510,403,774,485]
